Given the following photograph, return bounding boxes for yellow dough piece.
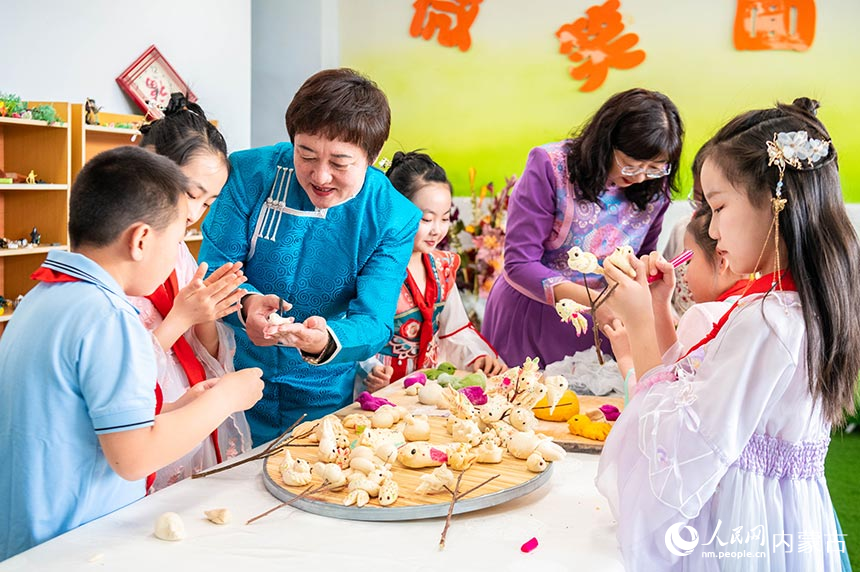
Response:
[533,390,580,422]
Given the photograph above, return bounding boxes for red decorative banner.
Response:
[734,0,815,51]
[555,0,646,92]
[410,0,483,52]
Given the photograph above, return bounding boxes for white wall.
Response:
[1,0,252,151]
[250,0,339,147]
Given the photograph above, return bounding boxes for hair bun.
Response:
[387,151,408,173]
[164,93,190,117]
[792,97,820,116]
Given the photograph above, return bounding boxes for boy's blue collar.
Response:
[42,251,140,312]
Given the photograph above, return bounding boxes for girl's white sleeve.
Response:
[596,294,804,563]
[437,286,498,369]
[661,302,727,364]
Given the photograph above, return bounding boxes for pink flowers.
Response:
[447,174,517,299]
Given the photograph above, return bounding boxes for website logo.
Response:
[665,522,700,556]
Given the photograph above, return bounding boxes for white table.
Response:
[1,450,623,571]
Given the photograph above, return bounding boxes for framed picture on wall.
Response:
[116,45,196,119]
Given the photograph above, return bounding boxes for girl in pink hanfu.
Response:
[362,152,506,391]
[597,98,859,571]
[131,95,252,492]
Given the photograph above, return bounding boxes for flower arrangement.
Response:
[447,168,517,302]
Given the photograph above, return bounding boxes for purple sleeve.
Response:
[636,195,670,256]
[503,147,565,304]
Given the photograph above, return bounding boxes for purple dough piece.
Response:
[599,404,621,421]
[459,385,488,405]
[356,391,396,411]
[403,371,428,388]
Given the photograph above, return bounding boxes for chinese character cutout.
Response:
[734,0,815,51]
[555,0,646,92]
[410,0,483,52]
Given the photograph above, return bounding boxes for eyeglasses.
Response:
[614,152,671,179]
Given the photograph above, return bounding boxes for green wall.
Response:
[340,0,860,199]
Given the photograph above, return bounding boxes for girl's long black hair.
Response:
[704,97,860,426]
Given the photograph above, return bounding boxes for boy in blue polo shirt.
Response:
[0,146,264,561]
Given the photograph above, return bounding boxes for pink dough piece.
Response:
[356,391,396,411]
[428,447,448,464]
[521,537,539,553]
[403,371,428,388]
[459,385,488,405]
[599,404,621,421]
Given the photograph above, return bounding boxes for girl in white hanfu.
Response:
[597,98,858,571]
[131,95,252,492]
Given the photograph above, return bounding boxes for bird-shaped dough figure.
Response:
[416,464,457,495]
[541,374,570,415]
[567,246,604,274]
[567,414,612,441]
[279,451,313,486]
[555,298,589,336]
[604,245,637,278]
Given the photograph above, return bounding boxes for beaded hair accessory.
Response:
[762,130,830,290]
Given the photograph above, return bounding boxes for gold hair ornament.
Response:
[763,130,830,290]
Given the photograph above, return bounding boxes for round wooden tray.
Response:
[263,416,554,522]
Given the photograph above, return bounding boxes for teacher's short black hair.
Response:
[285,68,390,163]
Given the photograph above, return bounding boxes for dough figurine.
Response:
[604,245,636,278]
[397,441,448,468]
[415,464,456,495]
[567,246,603,274]
[554,299,589,336]
[567,414,612,441]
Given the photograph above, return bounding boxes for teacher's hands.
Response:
[264,315,330,356]
[242,294,293,346]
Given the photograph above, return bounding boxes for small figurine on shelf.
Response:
[25,170,36,185]
[0,238,7,249]
[0,296,11,317]
[29,227,40,246]
[85,98,101,125]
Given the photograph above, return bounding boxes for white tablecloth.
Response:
[1,450,623,571]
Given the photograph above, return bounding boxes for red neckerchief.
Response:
[32,265,166,491]
[145,270,222,466]
[404,254,439,374]
[679,270,797,361]
[716,279,750,302]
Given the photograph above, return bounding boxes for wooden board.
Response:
[349,380,624,454]
[263,415,553,522]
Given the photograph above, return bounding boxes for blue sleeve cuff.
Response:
[92,407,155,435]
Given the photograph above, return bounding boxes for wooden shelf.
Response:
[0,311,12,323]
[184,235,204,242]
[0,245,68,258]
[85,124,141,137]
[0,184,68,191]
[0,116,68,129]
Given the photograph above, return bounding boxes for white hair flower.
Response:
[767,130,829,170]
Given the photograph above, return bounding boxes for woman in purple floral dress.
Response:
[482,89,683,367]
